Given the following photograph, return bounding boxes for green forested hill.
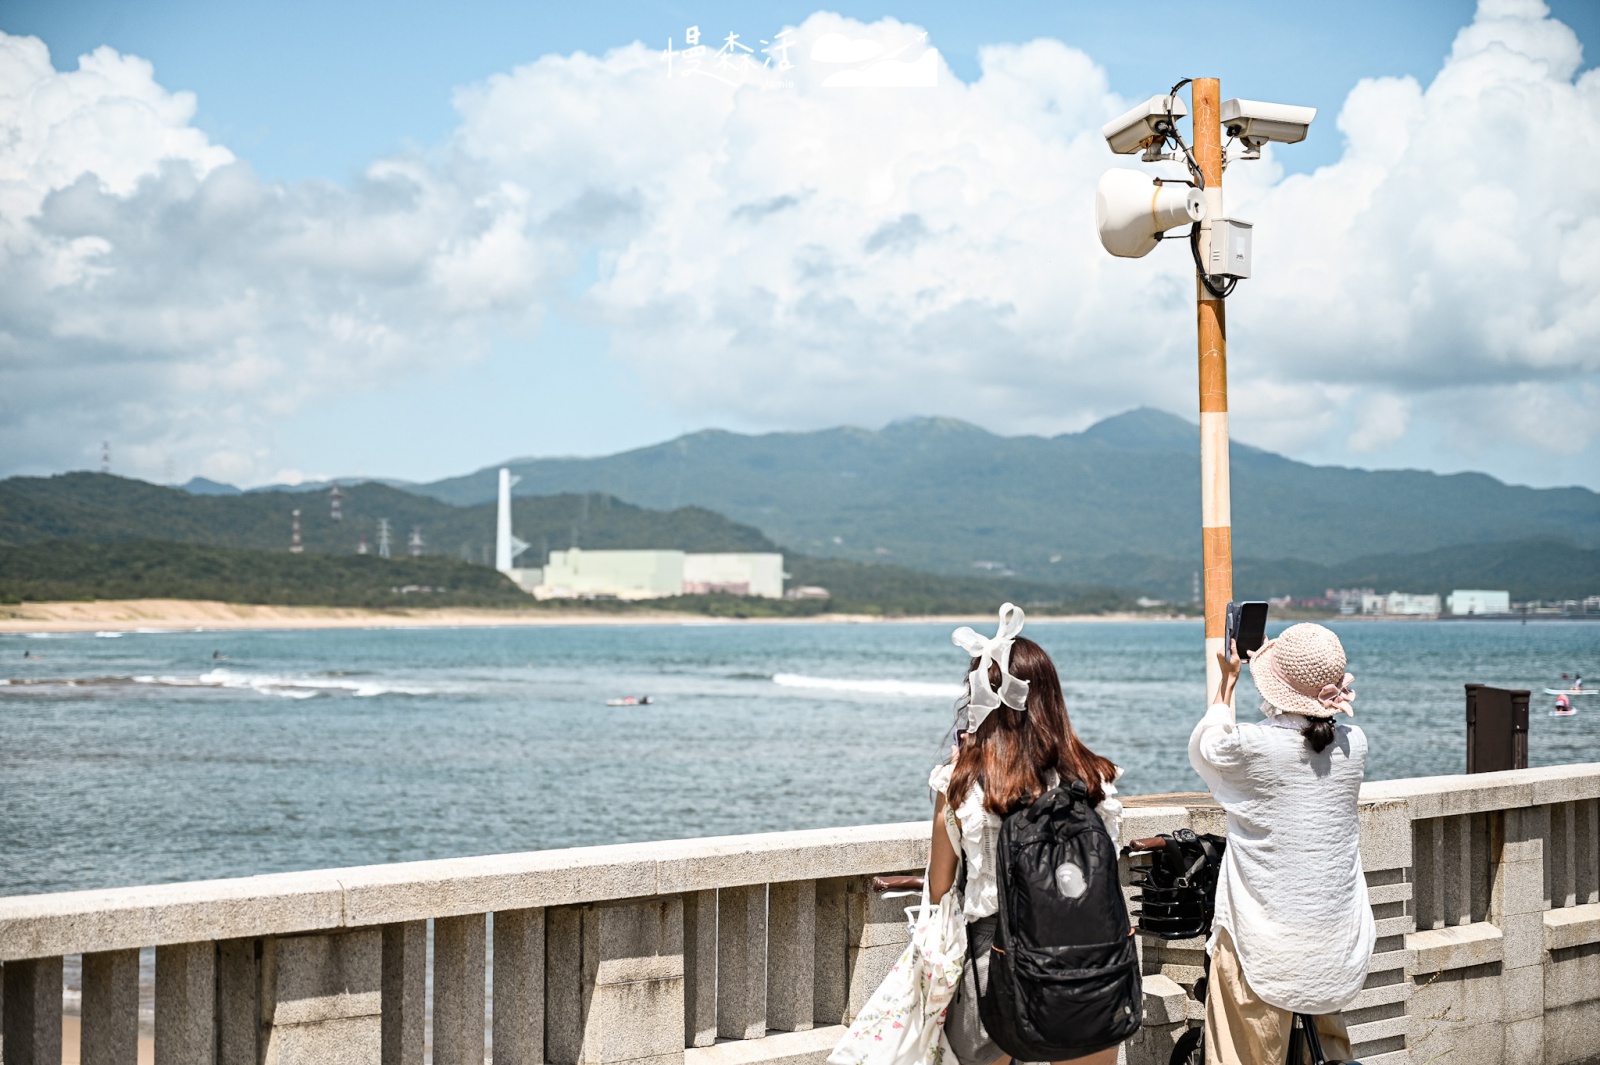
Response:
[0,474,776,561]
[0,540,1137,615]
[412,409,1600,596]
[784,557,1132,615]
[0,541,531,607]
[0,473,1141,612]
[1236,539,1600,603]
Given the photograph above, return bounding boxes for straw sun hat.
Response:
[1247,622,1356,718]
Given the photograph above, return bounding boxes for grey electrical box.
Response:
[1208,217,1252,279]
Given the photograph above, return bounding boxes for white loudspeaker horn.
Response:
[1095,168,1206,258]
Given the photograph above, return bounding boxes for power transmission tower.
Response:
[377,519,392,559]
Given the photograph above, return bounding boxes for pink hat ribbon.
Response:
[1317,673,1357,717]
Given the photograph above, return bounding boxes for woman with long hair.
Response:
[926,605,1124,1065]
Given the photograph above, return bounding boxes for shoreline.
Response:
[0,598,1193,634]
[5,600,1580,635]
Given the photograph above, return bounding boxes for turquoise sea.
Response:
[2,619,1596,896]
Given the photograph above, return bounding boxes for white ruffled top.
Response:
[929,761,1123,922]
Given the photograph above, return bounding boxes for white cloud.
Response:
[2,0,1598,487]
[1347,393,1411,454]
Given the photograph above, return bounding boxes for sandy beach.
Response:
[0,598,1180,634]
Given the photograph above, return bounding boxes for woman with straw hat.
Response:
[1188,622,1376,1064]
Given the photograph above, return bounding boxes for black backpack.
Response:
[979,780,1143,1060]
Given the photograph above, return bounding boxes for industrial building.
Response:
[514,548,784,600]
[490,467,785,600]
[682,553,784,598]
[1448,589,1511,616]
[536,549,688,600]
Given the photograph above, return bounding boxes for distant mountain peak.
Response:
[179,476,242,496]
[881,416,991,436]
[1076,407,1197,452]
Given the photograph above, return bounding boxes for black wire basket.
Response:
[1127,828,1227,941]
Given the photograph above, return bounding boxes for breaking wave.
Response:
[1,670,433,699]
[771,673,958,698]
[138,669,433,699]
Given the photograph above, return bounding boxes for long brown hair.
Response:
[947,636,1116,815]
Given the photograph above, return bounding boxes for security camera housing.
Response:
[1219,99,1316,148]
[1103,95,1189,155]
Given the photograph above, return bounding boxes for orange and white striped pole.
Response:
[1192,78,1234,704]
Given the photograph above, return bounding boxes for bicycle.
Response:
[1127,830,1356,1065]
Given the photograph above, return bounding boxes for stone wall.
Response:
[0,766,1597,1064]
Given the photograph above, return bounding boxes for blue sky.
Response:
[20,0,1595,184]
[3,0,1599,489]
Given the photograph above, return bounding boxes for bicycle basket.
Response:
[1128,828,1226,940]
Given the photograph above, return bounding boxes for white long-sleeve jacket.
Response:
[1188,702,1376,1014]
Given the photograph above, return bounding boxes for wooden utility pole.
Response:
[1192,78,1234,703]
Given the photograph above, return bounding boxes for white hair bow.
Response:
[951,602,1030,732]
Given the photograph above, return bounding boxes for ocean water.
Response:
[2,619,1596,897]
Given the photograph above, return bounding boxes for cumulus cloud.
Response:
[1232,0,1599,463]
[0,34,557,482]
[2,0,1598,485]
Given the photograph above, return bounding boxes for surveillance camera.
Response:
[1095,169,1206,259]
[1102,94,1189,156]
[1219,99,1316,148]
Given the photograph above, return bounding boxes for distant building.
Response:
[537,549,687,599]
[1362,591,1442,616]
[1448,589,1511,616]
[525,549,784,600]
[505,568,544,594]
[683,553,784,598]
[1327,588,1374,615]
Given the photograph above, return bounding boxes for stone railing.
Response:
[1,763,1597,1065]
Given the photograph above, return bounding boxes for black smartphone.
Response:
[1225,601,1270,659]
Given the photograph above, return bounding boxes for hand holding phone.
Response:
[1225,601,1270,660]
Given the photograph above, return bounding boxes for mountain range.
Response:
[0,476,772,561]
[6,408,1597,603]
[405,408,1599,599]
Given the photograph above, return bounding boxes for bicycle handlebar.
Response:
[1127,837,1170,852]
[871,875,925,893]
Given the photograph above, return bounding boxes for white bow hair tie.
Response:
[951,602,1031,732]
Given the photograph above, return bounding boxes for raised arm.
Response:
[1214,638,1242,709]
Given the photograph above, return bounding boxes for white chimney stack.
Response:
[495,468,526,572]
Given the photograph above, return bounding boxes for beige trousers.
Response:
[1204,928,1354,1064]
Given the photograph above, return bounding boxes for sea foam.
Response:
[771,673,959,698]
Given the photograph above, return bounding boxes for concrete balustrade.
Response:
[1,766,1598,1065]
